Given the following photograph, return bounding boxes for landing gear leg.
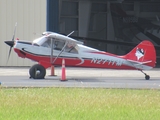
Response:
[140,70,150,80]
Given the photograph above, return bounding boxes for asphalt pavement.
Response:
[0,67,160,89]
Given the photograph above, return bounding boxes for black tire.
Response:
[29,64,46,79]
[145,75,150,80]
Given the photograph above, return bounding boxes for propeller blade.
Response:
[12,22,17,41]
[5,22,17,64]
[5,41,14,64]
[7,46,12,64]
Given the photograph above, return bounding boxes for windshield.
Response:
[32,36,48,45]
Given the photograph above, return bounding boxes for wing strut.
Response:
[50,31,75,64]
[50,38,54,64]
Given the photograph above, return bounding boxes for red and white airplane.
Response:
[5,30,156,80]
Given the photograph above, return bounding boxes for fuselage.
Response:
[13,34,154,70]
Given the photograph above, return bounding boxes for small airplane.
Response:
[5,25,156,80]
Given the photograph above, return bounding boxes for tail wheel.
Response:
[29,64,46,79]
[140,70,150,80]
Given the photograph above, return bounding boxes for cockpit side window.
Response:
[54,40,78,53]
[53,40,65,51]
[41,37,78,54]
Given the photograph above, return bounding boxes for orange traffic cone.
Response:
[50,65,55,76]
[61,59,67,81]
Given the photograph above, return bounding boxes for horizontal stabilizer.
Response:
[127,59,152,65]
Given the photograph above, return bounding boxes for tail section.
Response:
[124,40,156,68]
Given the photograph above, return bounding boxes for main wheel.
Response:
[29,64,46,79]
[145,75,150,80]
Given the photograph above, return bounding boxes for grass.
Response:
[0,88,160,120]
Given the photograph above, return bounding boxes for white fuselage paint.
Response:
[14,34,153,70]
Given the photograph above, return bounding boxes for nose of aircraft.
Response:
[5,41,14,47]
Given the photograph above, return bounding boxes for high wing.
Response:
[43,31,83,46]
[71,36,160,50]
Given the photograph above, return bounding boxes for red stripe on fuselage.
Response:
[14,48,136,69]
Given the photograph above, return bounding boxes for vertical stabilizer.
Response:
[124,40,156,68]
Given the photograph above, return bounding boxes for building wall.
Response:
[0,0,46,66]
[59,0,160,66]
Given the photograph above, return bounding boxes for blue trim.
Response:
[47,0,59,32]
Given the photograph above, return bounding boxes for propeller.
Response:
[5,22,17,63]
